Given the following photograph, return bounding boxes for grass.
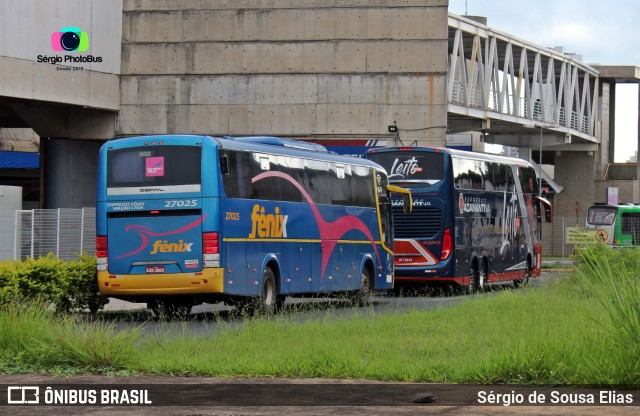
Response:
[0,246,638,385]
[0,300,143,375]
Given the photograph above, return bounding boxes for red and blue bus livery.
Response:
[365,147,551,291]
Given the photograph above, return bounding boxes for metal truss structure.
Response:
[447,13,600,145]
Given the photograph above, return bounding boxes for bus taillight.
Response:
[440,228,452,260]
[203,233,219,254]
[96,236,108,271]
[96,236,108,258]
[203,232,220,268]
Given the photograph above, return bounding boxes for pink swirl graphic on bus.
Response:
[115,215,207,259]
[252,171,381,279]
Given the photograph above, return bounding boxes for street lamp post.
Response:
[539,125,543,198]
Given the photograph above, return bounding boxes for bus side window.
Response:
[220,155,229,175]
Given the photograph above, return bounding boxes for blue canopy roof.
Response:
[0,151,39,168]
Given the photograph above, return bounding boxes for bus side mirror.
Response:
[536,196,552,223]
[387,185,412,213]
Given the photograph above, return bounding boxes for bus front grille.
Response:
[392,206,442,239]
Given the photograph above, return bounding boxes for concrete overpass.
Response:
[0,0,121,208]
[0,0,638,217]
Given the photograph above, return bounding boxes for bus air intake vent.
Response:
[392,206,442,239]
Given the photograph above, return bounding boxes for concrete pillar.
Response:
[637,85,640,195]
[608,82,615,164]
[554,151,596,226]
[42,138,102,208]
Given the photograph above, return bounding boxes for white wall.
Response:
[0,0,122,74]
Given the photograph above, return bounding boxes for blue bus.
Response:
[364,147,552,291]
[96,135,410,315]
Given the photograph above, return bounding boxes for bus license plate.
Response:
[146,266,165,273]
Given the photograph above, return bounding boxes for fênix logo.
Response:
[51,27,88,52]
[248,204,288,239]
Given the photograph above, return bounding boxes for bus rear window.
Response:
[366,152,444,186]
[587,207,617,225]
[107,146,201,188]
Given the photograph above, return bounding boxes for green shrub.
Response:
[0,262,19,305]
[13,254,69,312]
[65,254,108,313]
[0,254,106,313]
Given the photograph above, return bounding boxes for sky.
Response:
[449,0,640,162]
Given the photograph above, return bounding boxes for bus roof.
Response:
[366,146,534,168]
[589,204,640,210]
[223,136,327,152]
[105,134,386,171]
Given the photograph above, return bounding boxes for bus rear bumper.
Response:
[98,268,224,296]
[393,261,468,285]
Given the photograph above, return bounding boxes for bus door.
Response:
[620,209,640,246]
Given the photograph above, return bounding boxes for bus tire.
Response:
[472,259,486,292]
[257,266,282,315]
[352,266,373,307]
[514,259,531,288]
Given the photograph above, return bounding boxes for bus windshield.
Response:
[107,145,201,189]
[587,206,617,226]
[366,151,444,187]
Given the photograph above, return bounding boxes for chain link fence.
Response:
[0,208,95,262]
[541,216,585,259]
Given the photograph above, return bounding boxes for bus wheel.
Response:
[473,261,486,292]
[514,260,531,288]
[257,267,282,315]
[352,267,373,307]
[150,300,192,320]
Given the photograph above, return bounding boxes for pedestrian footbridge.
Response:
[447,13,600,151]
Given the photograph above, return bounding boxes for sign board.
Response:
[606,187,619,205]
[565,227,610,244]
[446,134,472,151]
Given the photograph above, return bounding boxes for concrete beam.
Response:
[592,65,640,82]
[0,56,120,111]
[12,104,116,139]
[123,0,449,12]
[485,133,570,148]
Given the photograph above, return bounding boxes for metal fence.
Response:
[541,216,585,259]
[0,210,596,262]
[0,208,96,261]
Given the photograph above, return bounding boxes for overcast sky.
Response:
[449,0,639,162]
